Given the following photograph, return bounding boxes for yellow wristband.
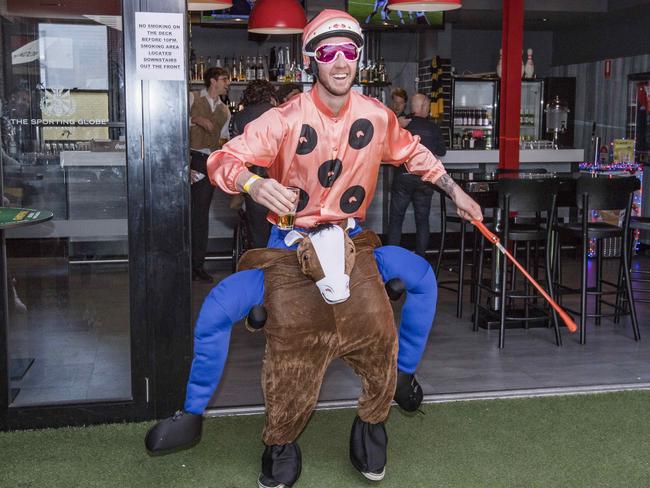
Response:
[242,174,262,194]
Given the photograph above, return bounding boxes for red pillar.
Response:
[498,0,524,170]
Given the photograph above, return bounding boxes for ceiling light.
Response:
[387,0,462,12]
[187,1,232,12]
[248,0,307,34]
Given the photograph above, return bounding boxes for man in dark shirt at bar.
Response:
[386,93,447,257]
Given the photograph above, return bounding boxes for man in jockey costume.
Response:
[145,9,483,488]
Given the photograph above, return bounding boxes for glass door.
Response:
[452,79,498,150]
[520,80,544,143]
[0,2,134,412]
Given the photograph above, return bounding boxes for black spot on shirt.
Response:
[296,124,318,155]
[296,188,309,212]
[317,159,343,187]
[340,185,366,213]
[348,119,374,150]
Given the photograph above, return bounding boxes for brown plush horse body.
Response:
[237,223,397,446]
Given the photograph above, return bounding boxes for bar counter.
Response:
[440,149,584,165]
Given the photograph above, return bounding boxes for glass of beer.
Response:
[276,186,300,230]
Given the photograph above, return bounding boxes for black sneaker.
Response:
[257,473,285,488]
[393,371,423,412]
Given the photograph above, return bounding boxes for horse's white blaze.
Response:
[311,226,350,304]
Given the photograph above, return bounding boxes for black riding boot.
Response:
[258,442,302,488]
[349,416,387,481]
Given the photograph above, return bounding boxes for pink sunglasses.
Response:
[305,42,360,64]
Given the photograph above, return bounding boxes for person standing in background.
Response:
[386,93,447,258]
[275,82,302,104]
[390,86,408,118]
[229,80,278,249]
[189,67,231,282]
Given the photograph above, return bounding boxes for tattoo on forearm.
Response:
[435,174,458,197]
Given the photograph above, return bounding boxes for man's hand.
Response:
[452,189,483,222]
[192,116,214,132]
[435,174,483,222]
[247,178,297,216]
[398,116,411,129]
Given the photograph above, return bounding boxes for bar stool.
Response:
[434,189,479,318]
[613,216,650,321]
[436,169,549,319]
[553,175,640,344]
[473,177,561,348]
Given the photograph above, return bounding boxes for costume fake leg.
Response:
[184,268,265,413]
[145,269,264,453]
[374,246,438,374]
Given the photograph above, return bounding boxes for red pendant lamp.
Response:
[187,0,232,11]
[248,0,307,34]
[387,0,462,11]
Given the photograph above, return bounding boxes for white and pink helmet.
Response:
[302,9,364,66]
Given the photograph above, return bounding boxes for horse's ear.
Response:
[345,217,356,232]
[284,230,305,247]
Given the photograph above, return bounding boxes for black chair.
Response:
[436,168,549,319]
[613,216,650,320]
[435,187,481,318]
[473,177,561,348]
[553,175,640,344]
[627,217,650,304]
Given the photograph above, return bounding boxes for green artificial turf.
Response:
[2,391,650,487]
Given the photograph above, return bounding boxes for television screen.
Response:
[201,0,306,24]
[347,1,444,29]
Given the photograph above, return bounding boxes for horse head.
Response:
[284,218,356,304]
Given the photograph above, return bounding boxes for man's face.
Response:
[315,36,358,97]
[213,75,230,96]
[391,95,406,115]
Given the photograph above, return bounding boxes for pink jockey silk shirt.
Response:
[208,87,447,229]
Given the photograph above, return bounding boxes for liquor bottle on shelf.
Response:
[359,61,370,85]
[231,60,239,82]
[288,59,297,82]
[198,56,205,81]
[257,55,266,80]
[215,55,222,68]
[371,59,379,83]
[238,56,245,81]
[245,57,253,81]
[377,56,386,83]
[277,48,285,82]
[207,55,212,68]
[269,47,278,81]
[358,59,366,84]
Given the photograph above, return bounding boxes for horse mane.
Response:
[309,223,336,235]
